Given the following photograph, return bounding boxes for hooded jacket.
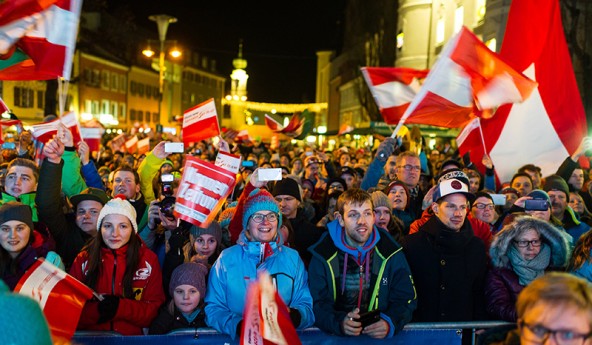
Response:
[204,230,314,339]
[69,241,165,335]
[308,219,417,338]
[485,216,571,321]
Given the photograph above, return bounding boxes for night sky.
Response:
[108,0,346,104]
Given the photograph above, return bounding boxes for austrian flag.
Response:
[0,0,83,80]
[182,98,221,146]
[15,258,94,342]
[361,67,428,125]
[397,26,537,129]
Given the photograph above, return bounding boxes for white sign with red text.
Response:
[174,156,236,228]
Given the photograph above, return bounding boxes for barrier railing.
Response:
[72,321,515,345]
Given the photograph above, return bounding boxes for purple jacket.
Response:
[484,267,522,321]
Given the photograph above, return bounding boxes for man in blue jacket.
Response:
[308,188,417,339]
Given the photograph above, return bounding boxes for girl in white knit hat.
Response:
[69,196,166,335]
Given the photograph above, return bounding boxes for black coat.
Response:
[402,216,488,322]
[36,159,92,270]
[289,208,324,267]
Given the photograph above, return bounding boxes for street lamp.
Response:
[144,14,178,125]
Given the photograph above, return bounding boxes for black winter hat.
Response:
[0,202,34,231]
[271,177,302,201]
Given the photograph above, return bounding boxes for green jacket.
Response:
[1,192,38,222]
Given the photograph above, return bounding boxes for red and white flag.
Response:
[137,137,151,155]
[182,98,221,146]
[264,113,305,138]
[124,135,138,154]
[79,127,103,152]
[397,26,537,129]
[241,271,301,345]
[457,0,587,183]
[0,0,82,80]
[15,258,94,342]
[30,112,82,144]
[361,67,428,125]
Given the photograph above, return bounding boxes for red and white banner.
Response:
[241,271,301,345]
[215,151,242,174]
[397,26,537,129]
[361,67,428,125]
[15,258,94,342]
[137,137,151,155]
[174,155,236,228]
[457,0,587,183]
[182,98,220,146]
[31,112,82,144]
[124,135,138,154]
[79,127,103,152]
[0,0,82,81]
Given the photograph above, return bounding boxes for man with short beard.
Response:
[308,189,416,339]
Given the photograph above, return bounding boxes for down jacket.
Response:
[485,216,571,321]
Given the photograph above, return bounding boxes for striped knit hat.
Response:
[242,188,282,230]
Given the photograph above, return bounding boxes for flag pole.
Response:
[477,117,488,155]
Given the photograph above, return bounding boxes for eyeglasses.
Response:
[520,320,592,345]
[398,165,421,172]
[473,203,495,210]
[513,239,542,248]
[250,213,279,223]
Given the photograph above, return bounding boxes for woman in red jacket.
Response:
[70,196,165,335]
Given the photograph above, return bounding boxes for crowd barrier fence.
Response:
[72,321,514,345]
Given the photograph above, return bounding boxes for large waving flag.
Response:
[396,26,537,129]
[182,98,221,146]
[0,0,82,80]
[15,258,94,342]
[361,67,428,125]
[457,0,587,183]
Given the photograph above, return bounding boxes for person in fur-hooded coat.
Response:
[485,215,572,321]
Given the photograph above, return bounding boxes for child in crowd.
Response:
[149,262,209,334]
[185,222,223,268]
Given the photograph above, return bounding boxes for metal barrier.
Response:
[72,321,515,345]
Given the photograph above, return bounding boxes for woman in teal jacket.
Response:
[204,170,314,339]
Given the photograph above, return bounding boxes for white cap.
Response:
[96,196,138,233]
[433,178,474,202]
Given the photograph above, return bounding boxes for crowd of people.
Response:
[1,123,592,344]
